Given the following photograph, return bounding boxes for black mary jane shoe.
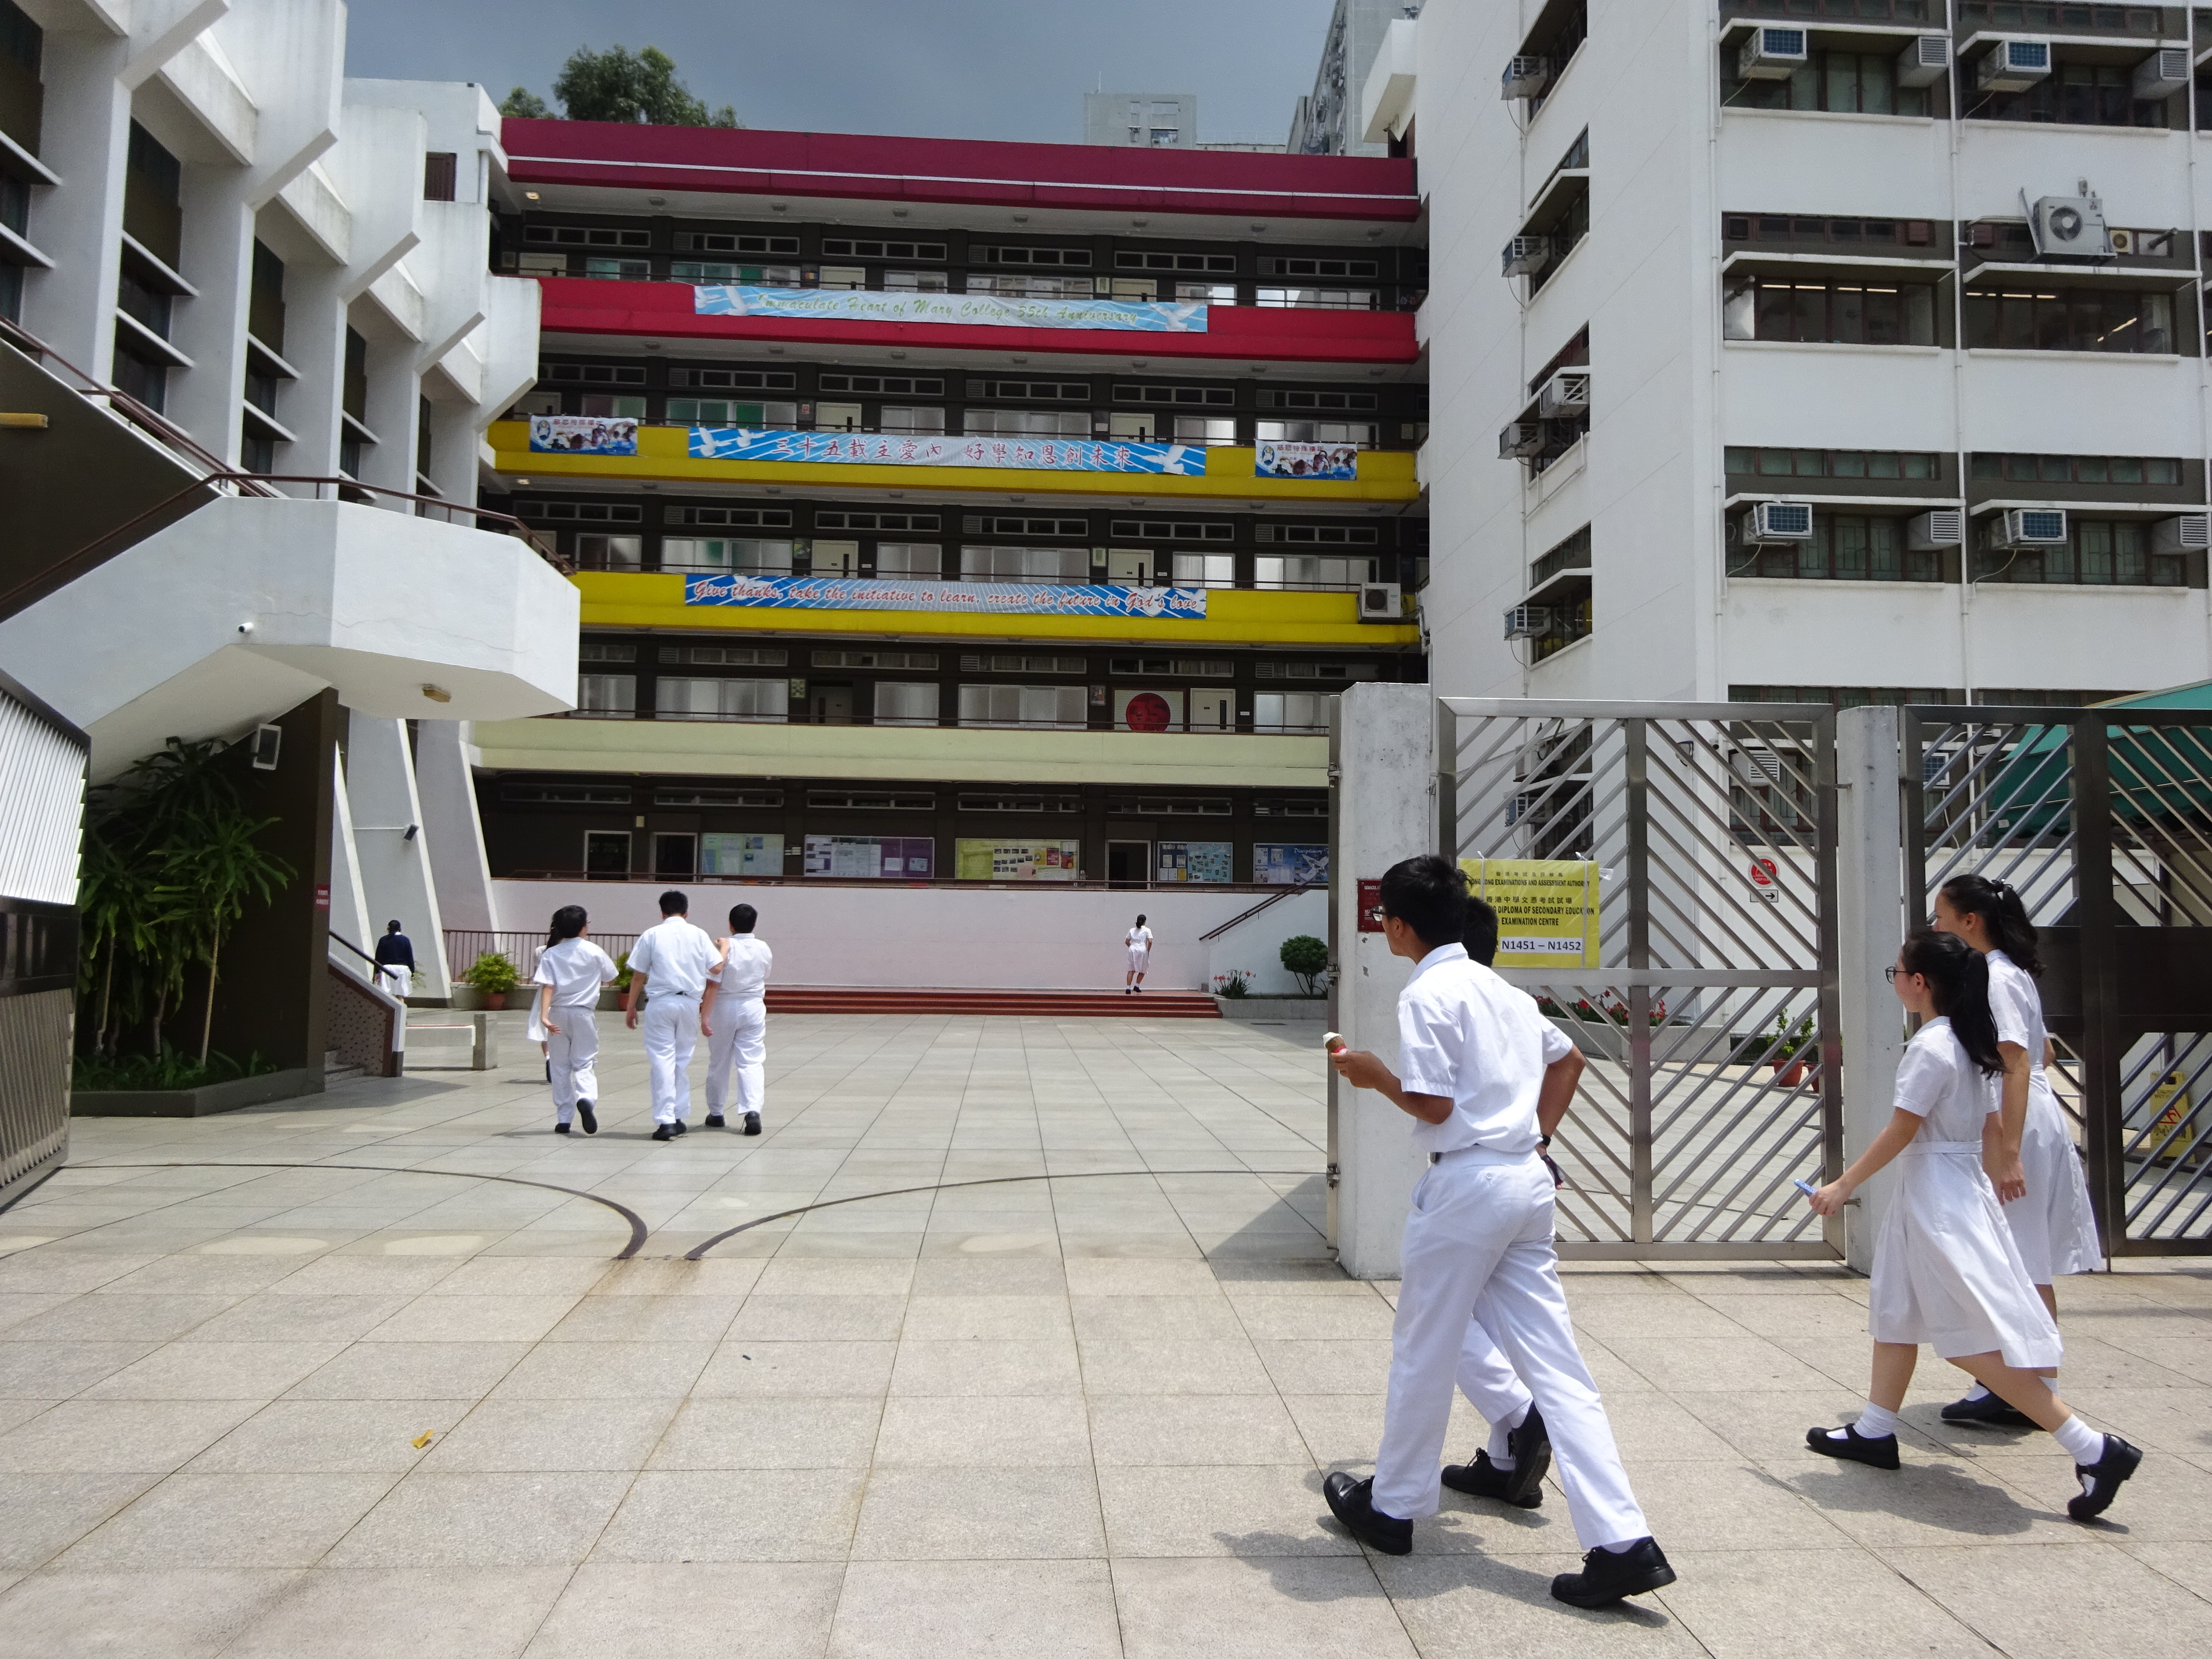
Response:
[742,1111,762,1136]
[1806,1424,1901,1470]
[2067,1433,2143,1522]
[1940,1392,2034,1429]
[1551,1537,1677,1608]
[577,1102,597,1135]
[1322,1472,1412,1556]
[1441,1449,1542,1509]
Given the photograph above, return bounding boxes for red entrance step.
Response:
[762,987,1221,1019]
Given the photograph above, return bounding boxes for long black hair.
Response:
[1939,874,2043,977]
[1902,928,2003,1076]
[546,905,587,948]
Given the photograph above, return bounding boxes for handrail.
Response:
[327,930,379,968]
[1198,884,1316,941]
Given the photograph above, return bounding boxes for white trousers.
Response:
[1373,1150,1649,1549]
[707,996,766,1114]
[545,1009,600,1123]
[640,994,700,1125]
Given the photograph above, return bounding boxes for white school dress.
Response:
[1125,925,1153,970]
[1986,950,2102,1281]
[1868,1017,2062,1370]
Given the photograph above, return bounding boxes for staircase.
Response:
[763,987,1221,1019]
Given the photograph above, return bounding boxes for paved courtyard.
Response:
[1,1011,2207,1657]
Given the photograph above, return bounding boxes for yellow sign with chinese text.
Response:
[1460,859,1601,968]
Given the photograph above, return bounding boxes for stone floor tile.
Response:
[523,1562,843,1659]
[1654,1546,1992,1658]
[486,1340,716,1400]
[873,1393,1091,1467]
[850,1465,1105,1561]
[1062,1258,1224,1296]
[360,1294,581,1344]
[0,1340,158,1398]
[727,1295,908,1341]
[897,1293,1072,1341]
[222,1566,571,1658]
[591,1467,864,1563]
[1089,1393,1312,1468]
[692,1340,897,1398]
[541,1294,743,1343]
[1070,1293,1244,1342]
[1111,1556,1419,1659]
[890,1338,1082,1396]
[419,1398,678,1472]
[57,1470,398,1568]
[324,1471,634,1567]
[0,1567,298,1659]
[647,1396,882,1469]
[1078,1338,1275,1396]
[285,1341,530,1400]
[1370,1552,1708,1658]
[1877,1540,2210,1658]
[0,1470,161,1567]
[180,1294,414,1346]
[1100,1464,1357,1558]
[0,1398,257,1473]
[828,1559,1121,1659]
[81,1341,344,1401]
[0,1292,235,1344]
[188,1399,471,1473]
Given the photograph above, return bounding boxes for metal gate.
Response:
[1905,705,2212,1256]
[1439,700,1841,1259]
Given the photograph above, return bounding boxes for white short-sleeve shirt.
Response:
[1894,1016,1999,1141]
[625,916,721,999]
[1394,942,1573,1157]
[1985,950,2048,1079]
[1126,926,1153,954]
[712,936,774,999]
[532,937,618,1009]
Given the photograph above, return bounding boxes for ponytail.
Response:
[1939,874,2043,977]
[546,905,587,949]
[1902,928,2003,1076]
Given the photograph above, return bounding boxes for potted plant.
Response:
[1769,1009,1815,1087]
[460,951,521,1011]
[598,951,632,1011]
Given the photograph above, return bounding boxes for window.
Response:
[959,794,1084,813]
[811,540,860,577]
[576,674,636,717]
[957,685,1087,728]
[580,641,638,663]
[878,406,947,435]
[819,374,946,397]
[883,270,951,293]
[964,515,1088,537]
[1172,552,1236,587]
[807,790,937,810]
[1531,526,1592,586]
[1255,661,1381,680]
[1119,250,1238,273]
[657,677,790,720]
[575,534,643,571]
[970,246,1093,267]
[1255,522,1379,545]
[816,266,868,290]
[820,238,948,261]
[1255,287,1378,310]
[656,787,784,808]
[670,261,805,284]
[1973,519,2187,586]
[960,653,1088,674]
[1174,417,1238,446]
[874,543,942,578]
[874,683,941,726]
[1107,656,1235,677]
[816,649,939,669]
[665,505,795,528]
[967,408,1089,438]
[583,256,650,281]
[1726,50,1931,117]
[1111,518,1235,541]
[662,537,793,572]
[1970,59,2171,129]
[115,272,173,338]
[1256,389,1379,412]
[1256,419,1376,446]
[578,394,646,418]
[667,398,798,426]
[668,368,799,392]
[961,546,1088,583]
[672,232,802,255]
[1726,447,1941,480]
[1731,514,1940,582]
[526,225,651,248]
[1723,275,1938,345]
[1725,214,1940,252]
[1255,555,1373,591]
[422,152,457,201]
[540,362,649,386]
[1968,454,2184,486]
[967,379,1092,401]
[658,645,788,666]
[1254,693,1330,732]
[1109,796,1233,816]
[817,510,941,531]
[1108,412,1161,443]
[967,272,1095,300]
[1963,288,2175,354]
[1114,383,1235,407]
[503,783,634,805]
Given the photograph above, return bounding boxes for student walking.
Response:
[624,890,720,1143]
[1326,855,1675,1609]
[702,902,772,1135]
[528,905,617,1136]
[1123,913,1153,993]
[373,920,415,997]
[1803,930,2139,1518]
[1932,874,2103,1426]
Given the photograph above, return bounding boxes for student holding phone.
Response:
[1802,930,2138,1520]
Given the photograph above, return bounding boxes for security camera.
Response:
[237,620,256,635]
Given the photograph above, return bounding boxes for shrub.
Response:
[1279,935,1330,997]
[1213,968,1252,999]
[460,951,521,994]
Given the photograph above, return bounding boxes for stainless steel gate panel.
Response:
[1441,700,1840,1260]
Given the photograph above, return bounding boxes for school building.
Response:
[471,120,1429,899]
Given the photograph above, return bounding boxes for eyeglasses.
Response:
[1882,966,1906,982]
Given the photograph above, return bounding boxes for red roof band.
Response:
[505,119,1421,224]
[535,277,1422,366]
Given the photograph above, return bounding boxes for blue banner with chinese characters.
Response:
[694,284,1208,333]
[684,574,1208,621]
[688,427,1207,475]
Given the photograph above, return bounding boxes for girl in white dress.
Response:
[1934,874,2103,1427]
[529,905,618,1136]
[1804,930,2139,1521]
[1124,913,1153,994]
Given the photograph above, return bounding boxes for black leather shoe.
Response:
[1551,1537,1677,1607]
[577,1102,597,1135]
[705,1114,726,1128]
[1506,1406,1552,1502]
[1941,1392,2034,1429]
[554,1123,571,1134]
[742,1111,762,1135]
[1806,1424,1901,1470]
[672,1119,688,1136]
[2067,1433,2142,1521]
[651,1124,674,1142]
[1322,1472,1412,1555]
[1441,1449,1542,1509]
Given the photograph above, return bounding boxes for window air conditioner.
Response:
[1977,39,2051,93]
[1906,509,1963,552]
[1743,501,1814,543]
[1536,370,1590,420]
[1503,605,1552,640]
[2133,47,2190,102]
[1500,421,1547,460]
[2108,229,2136,255]
[1501,55,1550,100]
[1736,27,1807,81]
[2152,514,2210,555]
[1502,235,1552,278]
[2026,191,2112,258]
[1996,508,2068,547]
[1358,582,1406,621]
[1896,35,1949,89]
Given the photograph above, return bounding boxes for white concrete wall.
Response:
[489,879,1327,995]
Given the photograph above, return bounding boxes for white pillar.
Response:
[414,719,497,931]
[22,33,132,378]
[328,758,373,969]
[166,176,253,464]
[356,329,420,503]
[345,711,450,996]
[1329,682,1437,1279]
[1836,705,1908,1271]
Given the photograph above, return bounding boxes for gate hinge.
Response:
[1326,763,1342,785]
[1326,1162,1340,1189]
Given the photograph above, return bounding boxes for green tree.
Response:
[550,44,737,127]
[1279,935,1330,998]
[498,86,549,119]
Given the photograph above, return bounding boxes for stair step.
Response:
[761,987,1219,1019]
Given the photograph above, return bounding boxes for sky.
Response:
[341,0,1339,146]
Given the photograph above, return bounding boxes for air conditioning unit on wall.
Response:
[1500,421,1547,460]
[1742,501,1814,543]
[1503,605,1552,640]
[1536,370,1590,420]
[1737,27,1807,81]
[1897,35,1949,89]
[1500,55,1550,100]
[1977,39,2051,93]
[1358,582,1405,622]
[1906,509,1963,552]
[2152,515,2210,554]
[2026,190,2113,258]
[1502,235,1552,278]
[2134,47,2190,102]
[1995,508,2068,547]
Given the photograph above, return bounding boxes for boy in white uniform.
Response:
[624,890,722,1142]
[702,901,772,1135]
[1124,913,1153,994]
[1327,855,1676,1609]
[530,905,618,1135]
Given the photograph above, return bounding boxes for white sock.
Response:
[2052,1415,2104,1466]
[1487,1403,1527,1469]
[1963,1382,1991,1401]
[1835,1402,1897,1440]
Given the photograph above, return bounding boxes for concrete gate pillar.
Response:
[1836,705,1909,1271]
[1328,683,1438,1279]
